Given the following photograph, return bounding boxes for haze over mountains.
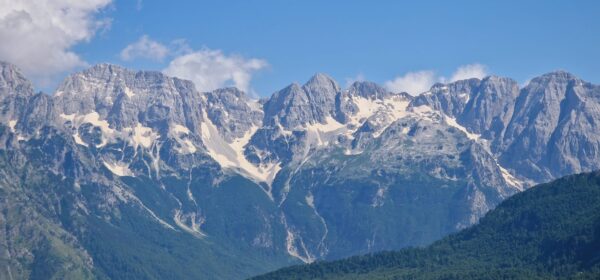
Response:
[1,61,599,279]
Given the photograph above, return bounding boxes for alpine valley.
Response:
[1,61,599,279]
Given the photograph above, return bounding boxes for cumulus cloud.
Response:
[120,35,169,61]
[450,63,487,82]
[384,70,436,95]
[163,48,268,93]
[0,0,112,87]
[385,64,489,95]
[119,36,267,93]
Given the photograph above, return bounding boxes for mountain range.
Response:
[0,61,599,279]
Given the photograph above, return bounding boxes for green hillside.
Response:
[252,171,600,279]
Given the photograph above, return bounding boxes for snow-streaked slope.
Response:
[200,111,281,186]
[103,160,134,177]
[443,116,481,141]
[170,124,197,154]
[60,112,116,147]
[59,112,163,151]
[304,116,346,147]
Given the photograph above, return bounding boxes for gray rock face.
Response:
[500,71,600,181]
[17,93,54,134]
[249,74,344,166]
[459,76,520,141]
[409,79,480,118]
[408,76,519,142]
[0,62,34,97]
[0,62,35,126]
[346,81,392,99]
[546,81,600,175]
[1,60,600,278]
[263,73,341,128]
[54,63,205,132]
[339,81,410,121]
[403,70,600,184]
[205,87,262,141]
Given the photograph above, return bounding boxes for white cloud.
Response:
[385,64,489,95]
[120,35,169,61]
[384,70,436,95]
[168,39,193,56]
[0,0,112,87]
[450,63,487,82]
[120,37,267,93]
[163,48,267,93]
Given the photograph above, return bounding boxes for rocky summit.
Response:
[1,61,599,279]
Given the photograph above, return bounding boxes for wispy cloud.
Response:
[120,35,169,61]
[385,64,489,95]
[345,73,366,88]
[0,0,112,87]
[163,48,268,93]
[119,36,266,93]
[449,63,487,82]
[384,71,436,95]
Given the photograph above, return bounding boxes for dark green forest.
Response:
[252,171,600,279]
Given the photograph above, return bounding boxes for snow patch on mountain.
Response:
[123,86,135,98]
[443,116,480,141]
[200,111,281,185]
[60,112,116,147]
[59,112,164,153]
[169,124,197,154]
[8,120,16,132]
[306,116,345,133]
[351,96,384,122]
[124,123,160,149]
[410,104,434,115]
[103,160,134,177]
[282,214,315,263]
[304,116,346,146]
[173,210,206,238]
[172,124,190,134]
[305,192,329,257]
[498,165,524,191]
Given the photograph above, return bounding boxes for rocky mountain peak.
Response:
[0,61,34,96]
[211,87,247,99]
[515,71,579,108]
[459,75,519,140]
[535,70,578,82]
[303,73,340,95]
[347,81,391,99]
[87,62,129,73]
[58,63,180,95]
[205,87,263,140]
[263,76,341,128]
[521,71,580,95]
[409,78,479,119]
[499,70,596,182]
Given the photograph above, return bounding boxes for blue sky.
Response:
[1,0,599,96]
